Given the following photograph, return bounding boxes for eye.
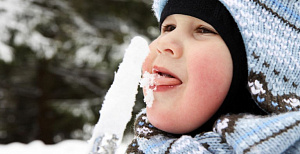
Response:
[162,24,176,33]
[196,27,218,34]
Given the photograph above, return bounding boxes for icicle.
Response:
[88,36,149,153]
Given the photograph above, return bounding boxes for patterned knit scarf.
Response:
[126,109,300,154]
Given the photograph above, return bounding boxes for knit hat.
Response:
[218,0,300,113]
[153,0,300,114]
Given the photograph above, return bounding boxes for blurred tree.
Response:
[0,0,157,144]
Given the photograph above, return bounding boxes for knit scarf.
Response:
[126,109,300,154]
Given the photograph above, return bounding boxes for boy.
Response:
[126,0,300,153]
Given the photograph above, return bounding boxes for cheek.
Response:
[191,56,231,92]
[185,49,233,113]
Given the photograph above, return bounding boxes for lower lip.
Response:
[150,85,179,92]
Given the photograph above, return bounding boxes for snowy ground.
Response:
[0,140,89,154]
[0,139,130,154]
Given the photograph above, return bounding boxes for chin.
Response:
[147,109,200,134]
[159,124,198,135]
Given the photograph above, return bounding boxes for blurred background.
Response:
[0,0,158,145]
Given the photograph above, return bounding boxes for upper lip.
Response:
[152,66,182,83]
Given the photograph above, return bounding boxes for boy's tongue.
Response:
[153,73,182,86]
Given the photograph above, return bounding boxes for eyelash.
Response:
[161,25,175,32]
[161,25,217,34]
[196,27,217,34]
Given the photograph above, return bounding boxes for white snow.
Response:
[75,46,104,67]
[140,71,156,108]
[0,140,89,154]
[0,42,13,63]
[0,138,131,154]
[89,36,149,151]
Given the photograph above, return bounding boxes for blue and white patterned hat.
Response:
[153,0,300,113]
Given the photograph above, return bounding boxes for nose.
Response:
[156,31,183,58]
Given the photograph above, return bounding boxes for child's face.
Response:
[143,14,233,134]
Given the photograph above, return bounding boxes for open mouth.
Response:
[152,66,182,87]
[157,72,175,78]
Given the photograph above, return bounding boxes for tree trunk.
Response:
[36,59,54,144]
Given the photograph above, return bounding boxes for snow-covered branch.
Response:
[0,0,113,66]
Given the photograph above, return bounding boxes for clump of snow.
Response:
[75,46,103,67]
[0,42,13,63]
[89,36,149,151]
[140,71,156,108]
